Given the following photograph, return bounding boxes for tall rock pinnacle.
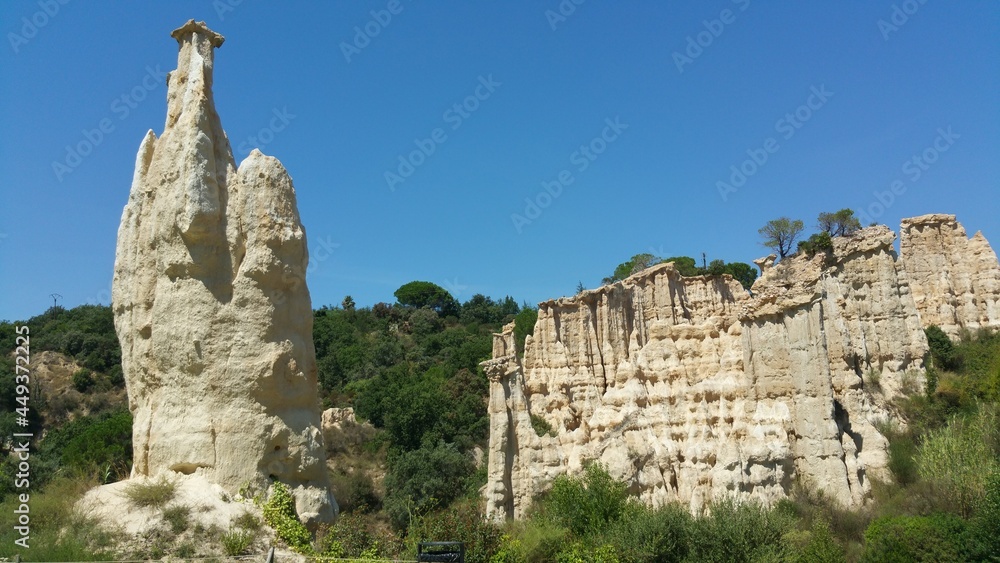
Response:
[112,20,337,525]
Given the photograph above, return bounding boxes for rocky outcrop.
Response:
[901,214,1000,338]
[112,21,336,525]
[485,224,937,520]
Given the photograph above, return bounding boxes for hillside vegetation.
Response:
[2,275,999,560]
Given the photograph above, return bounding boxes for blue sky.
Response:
[1,1,998,321]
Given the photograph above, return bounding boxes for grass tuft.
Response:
[122,476,177,509]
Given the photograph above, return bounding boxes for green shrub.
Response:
[329,468,381,513]
[687,496,794,562]
[798,231,834,257]
[384,441,474,530]
[37,408,132,481]
[72,368,95,392]
[862,513,967,562]
[122,476,176,509]
[540,464,631,538]
[505,518,568,562]
[407,499,501,563]
[783,519,845,563]
[925,325,959,371]
[530,414,556,437]
[601,502,691,562]
[514,307,537,355]
[261,481,312,552]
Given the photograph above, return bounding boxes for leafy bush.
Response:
[262,481,312,552]
[329,468,381,513]
[406,499,502,563]
[72,368,95,392]
[862,513,967,562]
[530,414,556,437]
[601,502,691,562]
[783,519,846,563]
[383,441,474,529]
[514,307,537,355]
[925,325,959,371]
[687,496,794,562]
[797,231,833,257]
[540,464,631,538]
[319,511,400,558]
[39,408,132,480]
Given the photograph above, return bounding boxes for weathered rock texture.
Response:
[901,214,1000,338]
[485,220,997,520]
[112,20,336,525]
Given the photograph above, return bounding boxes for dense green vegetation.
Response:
[2,279,1000,559]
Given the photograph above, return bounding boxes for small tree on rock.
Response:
[818,208,861,237]
[759,217,805,259]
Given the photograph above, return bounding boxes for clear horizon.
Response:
[2,1,998,321]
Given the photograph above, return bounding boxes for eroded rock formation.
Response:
[485,219,998,520]
[112,20,336,525]
[901,214,1000,338]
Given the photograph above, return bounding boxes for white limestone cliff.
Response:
[111,20,336,525]
[484,222,974,520]
[900,214,1000,338]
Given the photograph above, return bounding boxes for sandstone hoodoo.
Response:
[484,217,999,520]
[111,20,336,525]
[901,213,1000,339]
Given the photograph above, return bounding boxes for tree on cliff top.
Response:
[759,217,805,258]
[818,208,861,237]
[602,253,659,284]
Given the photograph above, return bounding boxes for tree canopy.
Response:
[818,208,861,237]
[601,253,757,290]
[759,217,805,258]
[393,281,459,317]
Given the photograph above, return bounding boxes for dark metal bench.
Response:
[417,541,465,562]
